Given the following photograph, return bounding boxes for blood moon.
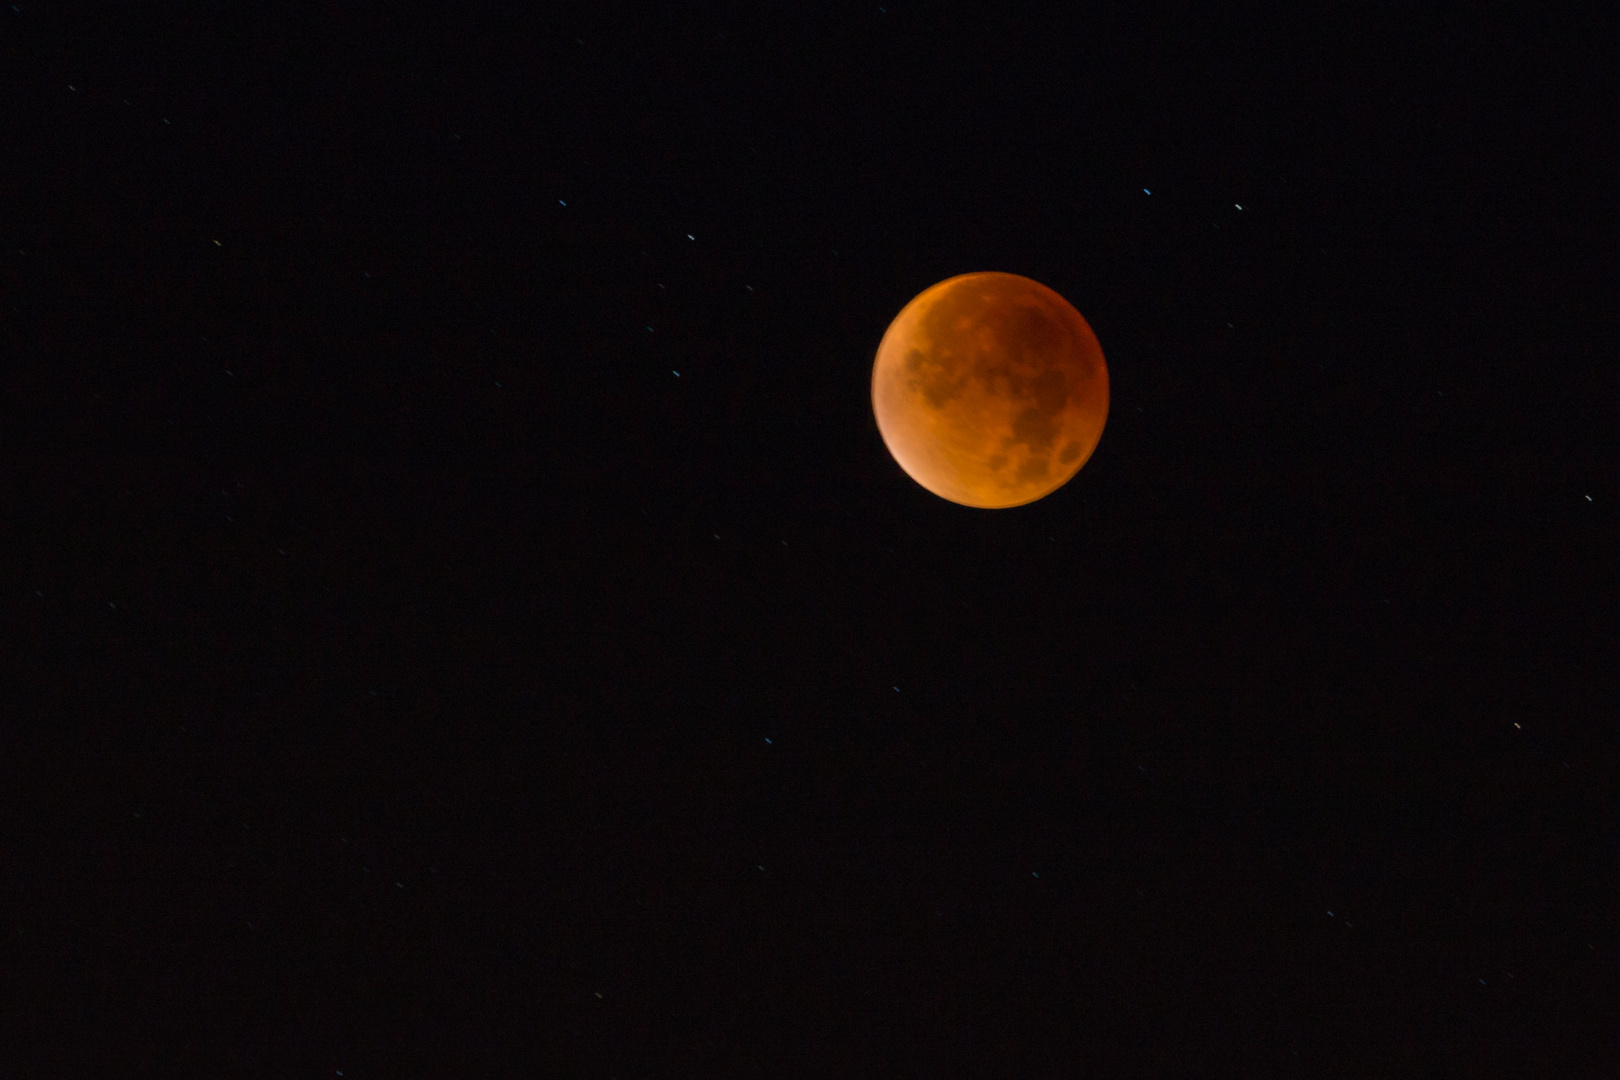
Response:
[871,272,1109,508]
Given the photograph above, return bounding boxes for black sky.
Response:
[4,2,1619,1076]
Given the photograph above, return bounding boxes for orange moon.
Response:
[871,272,1109,508]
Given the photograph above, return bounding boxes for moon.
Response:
[871,272,1109,508]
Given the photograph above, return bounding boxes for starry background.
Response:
[4,2,1619,1076]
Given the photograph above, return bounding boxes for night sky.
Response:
[5,2,1619,1076]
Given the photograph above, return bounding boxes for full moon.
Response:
[871,272,1109,508]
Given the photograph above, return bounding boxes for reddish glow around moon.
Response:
[871,272,1109,508]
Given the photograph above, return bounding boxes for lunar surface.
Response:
[871,272,1109,508]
